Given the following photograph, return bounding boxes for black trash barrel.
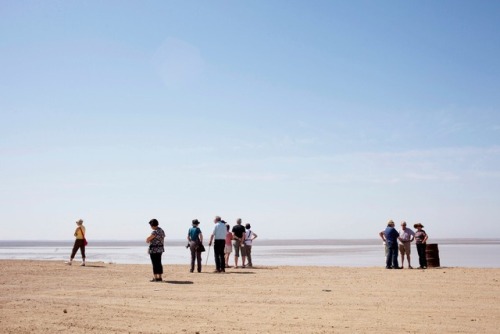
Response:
[425,243,440,267]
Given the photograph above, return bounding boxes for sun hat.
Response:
[192,219,200,225]
[414,223,424,228]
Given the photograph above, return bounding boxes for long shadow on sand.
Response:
[225,271,255,275]
[84,264,107,268]
[165,280,194,284]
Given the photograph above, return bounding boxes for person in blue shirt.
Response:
[209,216,227,273]
[384,220,401,269]
[187,219,203,273]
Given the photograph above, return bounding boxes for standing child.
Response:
[224,224,233,268]
[244,223,258,268]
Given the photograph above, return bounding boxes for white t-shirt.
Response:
[398,228,415,244]
[244,230,253,245]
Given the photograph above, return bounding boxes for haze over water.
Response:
[1,239,498,268]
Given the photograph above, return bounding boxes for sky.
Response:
[1,0,500,240]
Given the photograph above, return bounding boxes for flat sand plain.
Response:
[0,260,498,333]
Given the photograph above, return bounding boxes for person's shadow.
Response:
[164,280,194,284]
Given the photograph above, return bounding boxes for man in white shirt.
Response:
[398,221,415,269]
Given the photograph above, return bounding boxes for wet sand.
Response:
[0,260,498,333]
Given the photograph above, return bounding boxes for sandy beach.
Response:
[0,260,498,333]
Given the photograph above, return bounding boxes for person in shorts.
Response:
[398,221,415,269]
[224,224,233,268]
[232,218,246,268]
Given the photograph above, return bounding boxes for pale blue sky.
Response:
[1,1,499,240]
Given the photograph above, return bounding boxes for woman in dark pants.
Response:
[187,219,203,273]
[414,223,428,269]
[66,219,86,266]
[146,219,165,282]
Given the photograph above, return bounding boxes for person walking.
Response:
[384,220,400,269]
[146,219,165,282]
[398,221,415,269]
[414,223,429,269]
[243,223,258,267]
[187,219,203,273]
[67,219,86,266]
[208,216,227,273]
[232,218,246,268]
[224,224,233,268]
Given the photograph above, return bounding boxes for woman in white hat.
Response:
[67,219,86,266]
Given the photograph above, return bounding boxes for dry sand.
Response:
[0,260,498,333]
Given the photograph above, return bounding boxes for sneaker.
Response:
[65,261,72,266]
[80,263,85,267]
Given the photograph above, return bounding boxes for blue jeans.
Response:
[386,242,399,268]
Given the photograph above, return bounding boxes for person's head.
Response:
[387,220,395,227]
[414,223,424,230]
[149,219,159,229]
[245,223,251,230]
[226,224,230,231]
[192,219,200,226]
[76,219,84,226]
[237,218,242,225]
[401,221,407,230]
[214,216,221,223]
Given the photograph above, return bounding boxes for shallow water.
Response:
[0,239,499,268]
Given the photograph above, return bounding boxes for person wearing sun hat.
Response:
[414,223,428,269]
[66,219,86,266]
[383,220,400,269]
[187,219,204,273]
[378,220,393,257]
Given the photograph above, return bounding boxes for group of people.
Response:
[379,220,429,270]
[154,216,258,280]
[68,217,430,281]
[206,216,258,273]
[66,217,258,282]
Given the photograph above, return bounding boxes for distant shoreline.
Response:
[1,238,500,247]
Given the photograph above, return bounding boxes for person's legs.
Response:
[213,240,222,272]
[386,243,393,268]
[398,244,405,268]
[196,250,202,272]
[150,253,163,280]
[189,241,197,272]
[417,243,427,268]
[241,244,247,267]
[69,240,79,263]
[403,242,412,268]
[391,243,399,268]
[80,243,86,266]
[233,240,240,267]
[215,240,225,272]
[416,244,423,267]
[225,246,232,267]
[245,245,252,267]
